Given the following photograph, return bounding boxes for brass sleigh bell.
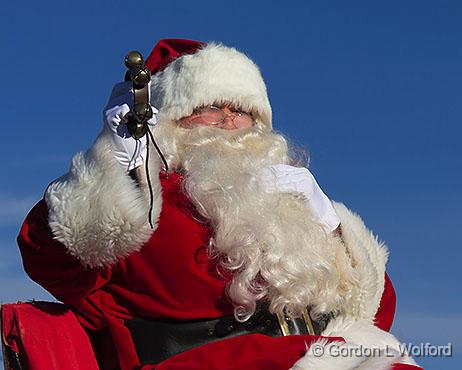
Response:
[122,50,169,229]
[126,66,151,89]
[123,50,152,139]
[124,51,151,89]
[125,103,154,140]
[124,50,144,69]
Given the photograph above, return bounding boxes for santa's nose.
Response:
[221,116,237,130]
[220,107,237,130]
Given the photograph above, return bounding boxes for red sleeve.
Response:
[17,199,112,305]
[375,275,424,369]
[374,272,397,332]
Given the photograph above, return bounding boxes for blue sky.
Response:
[1,1,461,369]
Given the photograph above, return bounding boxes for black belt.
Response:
[124,307,332,365]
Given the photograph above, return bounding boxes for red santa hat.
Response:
[145,38,273,128]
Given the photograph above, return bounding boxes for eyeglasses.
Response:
[181,105,255,129]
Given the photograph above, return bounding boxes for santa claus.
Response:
[18,39,422,370]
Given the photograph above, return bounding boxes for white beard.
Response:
[153,122,358,321]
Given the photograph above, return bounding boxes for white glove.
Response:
[103,81,158,171]
[260,164,340,234]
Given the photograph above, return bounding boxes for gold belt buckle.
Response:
[301,307,316,335]
[276,311,290,336]
[276,308,316,336]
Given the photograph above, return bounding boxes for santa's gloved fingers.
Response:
[263,164,311,179]
[261,165,314,185]
[262,179,311,195]
[297,170,340,232]
[126,139,146,171]
[260,165,316,197]
[271,181,339,233]
[272,176,315,195]
[147,110,158,127]
[108,81,158,123]
[306,197,340,233]
[103,81,157,171]
[104,104,131,131]
[111,134,147,171]
[260,164,340,233]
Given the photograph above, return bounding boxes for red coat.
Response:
[18,172,416,370]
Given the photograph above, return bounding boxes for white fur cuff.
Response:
[45,130,162,268]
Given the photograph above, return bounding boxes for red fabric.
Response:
[375,273,397,332]
[1,301,99,370]
[17,172,412,370]
[140,334,343,370]
[145,39,205,75]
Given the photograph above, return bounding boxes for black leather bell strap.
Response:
[124,308,332,365]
